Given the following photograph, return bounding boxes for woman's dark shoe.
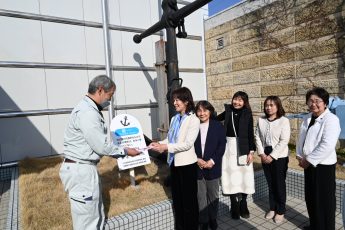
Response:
[231,201,240,219]
[199,223,208,230]
[303,226,310,230]
[240,199,250,218]
[209,219,218,230]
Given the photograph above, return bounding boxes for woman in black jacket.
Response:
[218,91,256,220]
[194,101,226,230]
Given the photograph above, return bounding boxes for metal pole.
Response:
[101,0,136,187]
[165,27,180,120]
[101,0,115,120]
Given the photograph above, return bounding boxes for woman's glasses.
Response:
[307,99,323,106]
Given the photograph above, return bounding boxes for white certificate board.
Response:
[110,114,151,170]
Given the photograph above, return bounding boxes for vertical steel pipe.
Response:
[101,0,115,120]
[165,27,180,119]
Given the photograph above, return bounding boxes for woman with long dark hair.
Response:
[217,91,256,220]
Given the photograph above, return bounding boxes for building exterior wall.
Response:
[204,0,345,143]
[0,0,208,162]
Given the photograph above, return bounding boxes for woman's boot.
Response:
[209,219,218,230]
[230,194,240,219]
[240,194,250,218]
[199,223,208,230]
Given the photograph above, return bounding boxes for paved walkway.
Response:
[217,196,344,230]
[0,180,10,229]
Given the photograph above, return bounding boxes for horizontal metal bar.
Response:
[0,103,159,118]
[0,108,73,118]
[177,0,192,5]
[0,61,104,70]
[179,67,204,73]
[0,9,162,35]
[186,35,203,40]
[0,61,204,73]
[115,103,158,110]
[0,9,201,40]
[0,162,18,168]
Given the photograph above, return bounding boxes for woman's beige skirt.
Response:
[221,137,255,195]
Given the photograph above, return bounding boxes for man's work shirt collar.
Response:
[86,95,103,117]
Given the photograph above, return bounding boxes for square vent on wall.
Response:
[217,37,224,50]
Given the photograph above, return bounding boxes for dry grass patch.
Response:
[20,156,170,230]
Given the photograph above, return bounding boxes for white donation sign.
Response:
[110,114,151,170]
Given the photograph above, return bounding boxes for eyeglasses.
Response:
[307,99,324,106]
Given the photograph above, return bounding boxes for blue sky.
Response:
[208,0,242,16]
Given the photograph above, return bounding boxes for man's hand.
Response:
[125,148,140,156]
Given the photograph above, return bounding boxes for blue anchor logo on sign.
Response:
[120,116,130,126]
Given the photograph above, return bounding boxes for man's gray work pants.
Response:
[60,161,104,230]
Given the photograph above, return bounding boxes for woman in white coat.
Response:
[296,87,341,230]
[150,87,200,230]
[255,96,290,224]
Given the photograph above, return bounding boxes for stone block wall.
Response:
[205,0,345,143]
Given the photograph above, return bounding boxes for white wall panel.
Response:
[45,69,88,109]
[0,116,51,162]
[82,0,102,23]
[39,0,84,20]
[0,68,47,111]
[179,72,206,101]
[177,39,203,69]
[110,30,124,66]
[112,70,126,106]
[0,0,40,13]
[118,0,153,28]
[118,71,157,105]
[85,27,106,65]
[108,0,121,25]
[0,17,44,62]
[41,22,87,64]
[49,114,69,154]
[121,32,156,67]
[149,0,161,24]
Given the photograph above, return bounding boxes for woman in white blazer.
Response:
[255,96,290,224]
[150,87,200,230]
[296,87,341,230]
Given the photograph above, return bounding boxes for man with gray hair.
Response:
[59,75,139,230]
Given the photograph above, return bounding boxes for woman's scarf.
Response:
[167,113,188,166]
